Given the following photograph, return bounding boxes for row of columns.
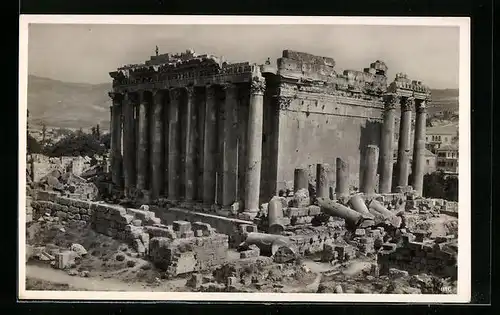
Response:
[109,74,266,217]
[379,93,428,195]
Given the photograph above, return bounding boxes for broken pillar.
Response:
[368,199,394,219]
[136,91,150,191]
[348,194,372,216]
[242,232,290,256]
[395,96,414,188]
[411,99,428,196]
[316,197,364,227]
[294,168,309,192]
[244,70,266,218]
[268,196,285,235]
[361,145,379,194]
[379,93,399,193]
[150,89,164,200]
[167,88,181,201]
[316,163,330,199]
[335,157,349,198]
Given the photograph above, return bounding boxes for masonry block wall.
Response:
[149,221,229,276]
[377,238,458,279]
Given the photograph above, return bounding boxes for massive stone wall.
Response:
[272,51,386,192]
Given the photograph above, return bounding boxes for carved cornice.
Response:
[401,96,415,112]
[250,75,266,95]
[383,93,400,110]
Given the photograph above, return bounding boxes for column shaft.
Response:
[167,89,181,200]
[110,93,123,188]
[336,157,349,198]
[221,84,239,207]
[150,90,164,199]
[395,97,414,187]
[182,87,197,201]
[122,93,136,193]
[294,168,309,192]
[316,163,329,198]
[361,145,379,194]
[244,74,266,213]
[379,94,398,193]
[202,86,217,205]
[136,93,149,190]
[411,99,427,195]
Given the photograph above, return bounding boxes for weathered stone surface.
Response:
[291,188,310,207]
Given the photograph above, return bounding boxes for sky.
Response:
[27,24,460,89]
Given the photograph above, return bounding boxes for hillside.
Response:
[27,75,112,129]
[428,88,459,114]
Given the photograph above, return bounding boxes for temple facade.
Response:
[108,49,431,219]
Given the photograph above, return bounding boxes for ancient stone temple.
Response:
[108,49,431,219]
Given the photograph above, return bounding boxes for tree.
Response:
[444,175,458,201]
[96,124,101,138]
[423,171,447,199]
[27,134,41,154]
[43,133,107,157]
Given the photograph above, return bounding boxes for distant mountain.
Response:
[27,75,112,130]
[428,88,459,114]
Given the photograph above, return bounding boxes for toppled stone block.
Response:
[240,245,260,259]
[389,268,409,278]
[144,225,176,239]
[181,231,195,238]
[381,243,397,251]
[354,229,366,237]
[186,273,203,289]
[292,188,310,207]
[54,251,72,269]
[70,243,87,257]
[173,220,191,233]
[308,205,321,216]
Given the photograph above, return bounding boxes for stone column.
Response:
[244,72,266,216]
[294,168,309,192]
[316,163,330,199]
[361,145,379,194]
[221,83,239,207]
[182,86,197,202]
[136,92,149,191]
[167,88,181,201]
[379,93,399,193]
[395,97,414,188]
[150,89,164,199]
[335,157,349,198]
[202,85,217,205]
[109,92,123,188]
[122,93,137,194]
[411,99,427,196]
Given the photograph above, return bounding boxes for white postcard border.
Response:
[18,15,471,303]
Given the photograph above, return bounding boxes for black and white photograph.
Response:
[18,16,470,303]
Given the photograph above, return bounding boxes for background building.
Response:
[435,144,459,175]
[425,124,458,153]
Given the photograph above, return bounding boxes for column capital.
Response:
[276,96,293,110]
[401,96,415,112]
[250,75,266,95]
[205,84,216,98]
[383,93,400,110]
[184,86,196,99]
[169,88,182,101]
[415,98,428,113]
